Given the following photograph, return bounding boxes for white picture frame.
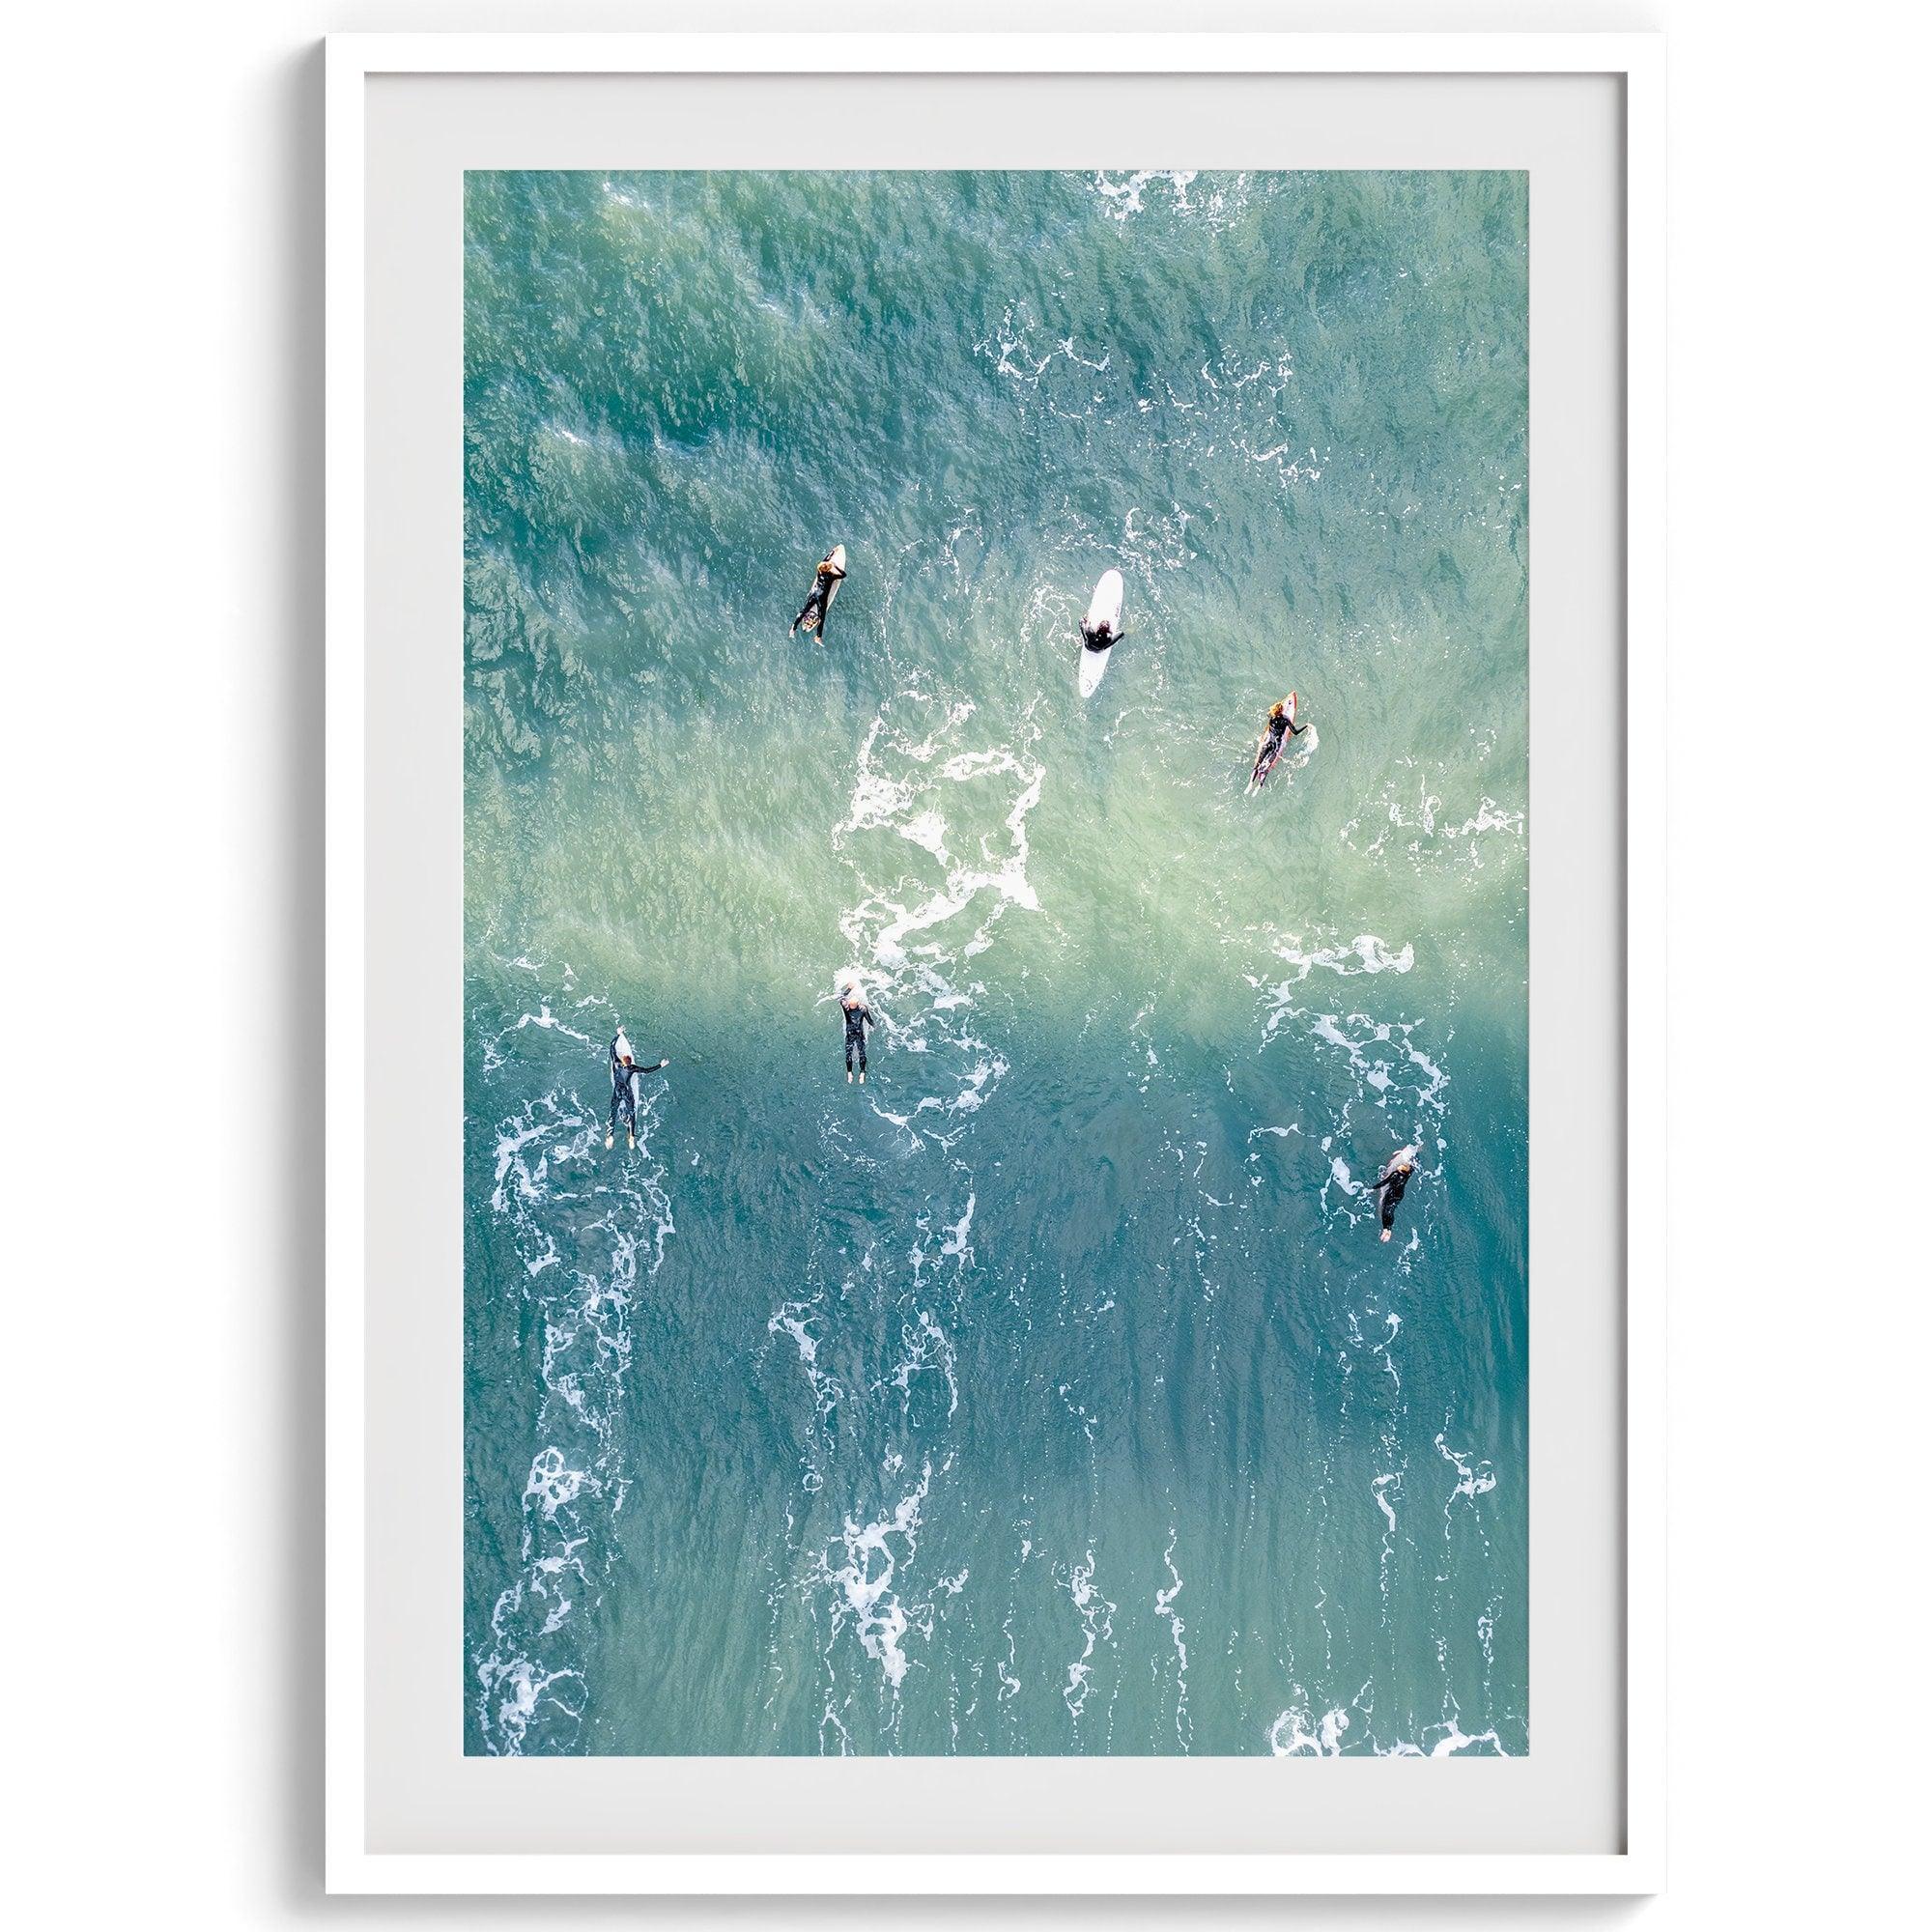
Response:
[327,30,1664,1895]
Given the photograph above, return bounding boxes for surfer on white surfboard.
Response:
[1370,1147,1419,1241]
[790,545,847,642]
[1249,695,1307,789]
[1077,569,1126,696]
[606,1030,670,1150]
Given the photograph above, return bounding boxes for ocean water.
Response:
[464,169,1528,1757]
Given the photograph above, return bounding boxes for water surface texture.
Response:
[464,169,1528,1756]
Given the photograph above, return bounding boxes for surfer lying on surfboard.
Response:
[1077,570,1126,696]
[1371,1147,1418,1242]
[607,1030,670,1150]
[1250,696,1306,788]
[790,545,847,642]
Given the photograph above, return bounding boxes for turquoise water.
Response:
[464,169,1528,1757]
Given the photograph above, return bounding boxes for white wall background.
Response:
[6,2,1921,1924]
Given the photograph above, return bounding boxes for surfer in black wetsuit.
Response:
[790,547,847,642]
[1079,613,1117,651]
[606,1030,669,1150]
[1373,1151,1417,1242]
[1251,696,1306,787]
[840,988,874,1083]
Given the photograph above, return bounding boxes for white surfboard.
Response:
[820,544,846,629]
[1077,569,1124,697]
[1379,1145,1418,1186]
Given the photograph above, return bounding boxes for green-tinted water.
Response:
[465,169,1527,1755]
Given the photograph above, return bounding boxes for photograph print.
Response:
[464,167,1528,1757]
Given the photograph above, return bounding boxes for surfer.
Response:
[1250,696,1307,787]
[838,982,875,1084]
[1079,611,1118,651]
[790,546,847,642]
[1371,1148,1418,1242]
[606,1030,669,1150]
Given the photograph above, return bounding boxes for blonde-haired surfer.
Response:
[1250,694,1307,788]
[790,544,847,642]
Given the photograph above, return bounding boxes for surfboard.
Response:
[819,544,846,634]
[1248,692,1299,793]
[1379,1145,1418,1186]
[1077,569,1125,697]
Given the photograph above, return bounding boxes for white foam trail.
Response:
[940,1195,976,1262]
[1266,1704,1509,1758]
[1372,1472,1400,1534]
[1427,1722,1507,1756]
[1090,168,1200,220]
[525,1445,598,1521]
[1436,1434,1499,1501]
[1264,934,1415,990]
[889,1310,959,1420]
[1060,1552,1118,1720]
[1341,772,1526,869]
[1155,1532,1191,1749]
[810,1463,934,1692]
[768,1297,844,1420]
[1266,1701,1351,1756]
[474,1639,583,1757]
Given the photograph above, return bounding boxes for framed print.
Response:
[327,30,1663,1894]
